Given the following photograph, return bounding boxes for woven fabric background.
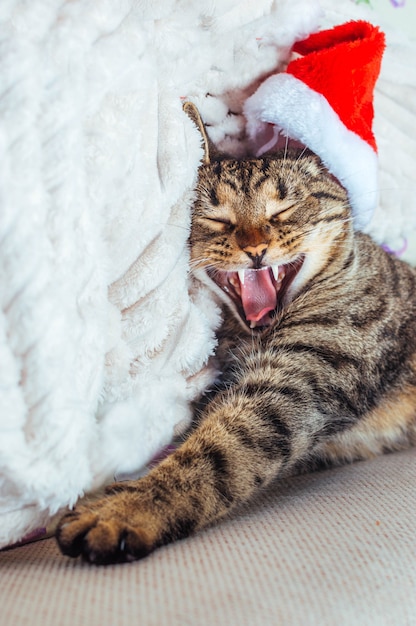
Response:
[2,448,415,626]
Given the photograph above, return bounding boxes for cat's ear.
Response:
[183,101,217,165]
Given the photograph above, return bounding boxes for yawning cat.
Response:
[56,103,416,564]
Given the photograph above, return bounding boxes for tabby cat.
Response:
[56,102,416,564]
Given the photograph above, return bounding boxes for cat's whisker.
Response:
[283,145,308,187]
[282,134,289,164]
[164,222,191,233]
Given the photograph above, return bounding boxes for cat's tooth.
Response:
[272,265,280,282]
[238,269,245,285]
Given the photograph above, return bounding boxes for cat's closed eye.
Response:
[202,217,236,232]
[269,205,296,223]
[265,195,301,221]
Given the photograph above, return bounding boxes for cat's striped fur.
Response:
[56,103,416,564]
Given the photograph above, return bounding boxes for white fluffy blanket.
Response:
[1,0,415,547]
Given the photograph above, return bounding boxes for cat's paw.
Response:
[56,489,159,565]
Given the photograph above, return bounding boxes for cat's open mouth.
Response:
[207,257,304,330]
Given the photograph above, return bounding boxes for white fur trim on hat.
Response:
[244,73,379,230]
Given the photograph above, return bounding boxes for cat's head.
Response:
[185,102,352,332]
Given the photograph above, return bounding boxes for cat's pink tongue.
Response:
[239,267,277,323]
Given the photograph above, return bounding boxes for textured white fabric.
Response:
[0,0,321,547]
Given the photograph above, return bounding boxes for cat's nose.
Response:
[243,243,268,268]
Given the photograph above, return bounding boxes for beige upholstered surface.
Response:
[2,448,415,626]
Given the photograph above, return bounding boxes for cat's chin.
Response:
[206,256,304,332]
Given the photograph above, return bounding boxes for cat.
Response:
[56,102,416,564]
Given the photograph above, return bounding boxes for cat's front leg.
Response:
[56,457,212,565]
[56,391,289,564]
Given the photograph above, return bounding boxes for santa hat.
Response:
[244,20,386,230]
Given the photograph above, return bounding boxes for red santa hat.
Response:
[244,20,386,230]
